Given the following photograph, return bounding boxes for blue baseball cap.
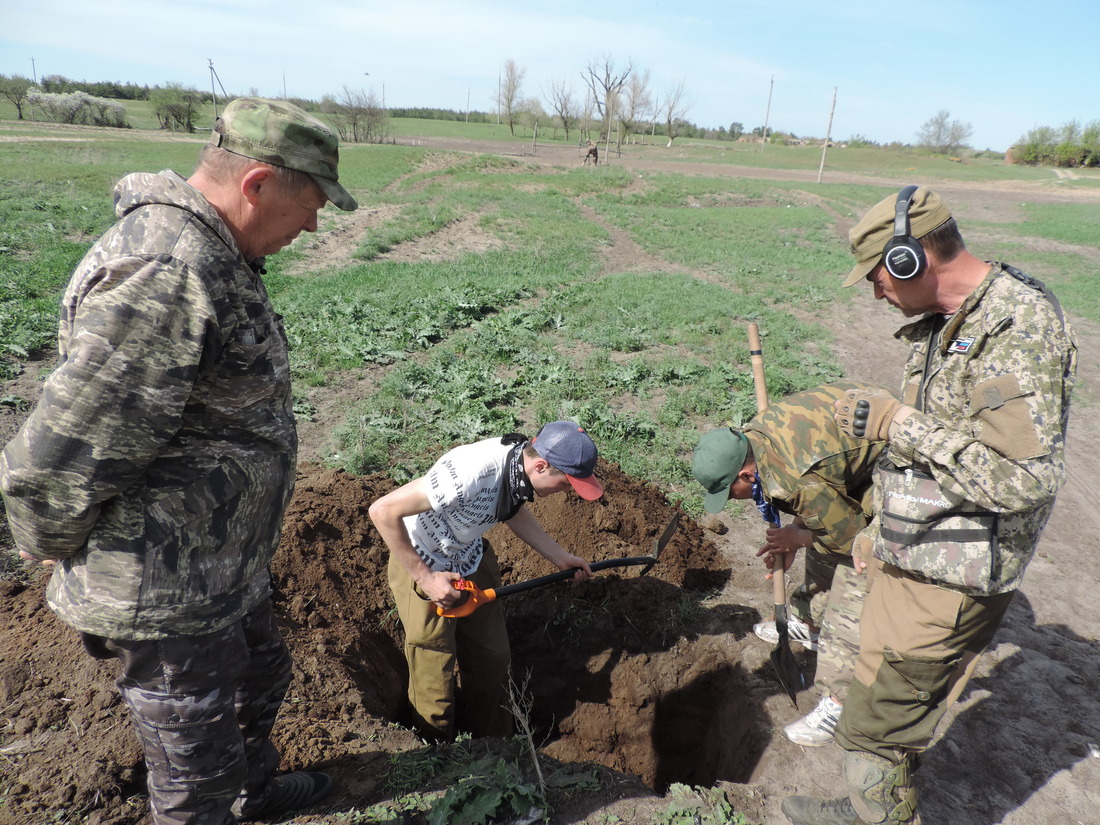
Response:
[532,421,603,500]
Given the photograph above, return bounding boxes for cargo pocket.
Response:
[869,646,962,749]
[123,686,245,790]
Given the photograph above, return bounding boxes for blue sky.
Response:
[1,0,1095,152]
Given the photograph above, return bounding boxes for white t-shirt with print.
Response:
[403,437,512,576]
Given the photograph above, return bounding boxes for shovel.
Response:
[438,509,681,618]
[748,322,805,707]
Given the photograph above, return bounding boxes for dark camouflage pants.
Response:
[82,599,292,824]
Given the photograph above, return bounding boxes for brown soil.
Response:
[2,139,1100,825]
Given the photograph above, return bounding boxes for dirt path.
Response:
[2,143,1098,825]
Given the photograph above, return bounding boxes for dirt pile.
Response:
[1,459,774,823]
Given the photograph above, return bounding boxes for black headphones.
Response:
[881,185,926,280]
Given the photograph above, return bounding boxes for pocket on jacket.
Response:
[970,374,1046,460]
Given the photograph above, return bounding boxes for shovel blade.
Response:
[640,509,681,577]
[770,603,805,707]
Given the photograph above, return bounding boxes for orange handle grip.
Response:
[436,579,498,618]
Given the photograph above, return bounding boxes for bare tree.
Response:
[659,79,692,147]
[917,109,973,155]
[329,85,389,143]
[521,96,547,138]
[581,92,598,142]
[497,59,526,136]
[581,54,634,142]
[620,69,652,145]
[546,76,579,142]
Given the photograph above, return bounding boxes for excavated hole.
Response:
[274,462,771,792]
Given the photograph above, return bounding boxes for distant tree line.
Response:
[19,73,1089,163]
[36,75,169,101]
[1010,121,1100,167]
[0,70,783,146]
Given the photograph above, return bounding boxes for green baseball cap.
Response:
[212,97,358,211]
[692,427,749,513]
[843,186,951,287]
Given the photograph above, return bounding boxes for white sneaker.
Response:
[784,695,842,746]
[753,615,820,651]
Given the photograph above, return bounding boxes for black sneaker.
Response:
[234,771,333,821]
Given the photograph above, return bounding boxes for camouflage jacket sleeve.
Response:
[0,256,215,559]
[888,267,1077,514]
[749,382,885,557]
[785,477,871,556]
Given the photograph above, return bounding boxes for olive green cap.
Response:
[692,427,749,513]
[212,97,358,211]
[843,186,951,286]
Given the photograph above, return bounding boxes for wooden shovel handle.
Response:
[749,322,788,602]
[773,556,786,603]
[748,322,769,413]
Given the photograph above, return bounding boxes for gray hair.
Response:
[195,144,316,193]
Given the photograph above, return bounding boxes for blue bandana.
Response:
[751,474,781,527]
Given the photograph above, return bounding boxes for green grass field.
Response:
[3,109,1099,510]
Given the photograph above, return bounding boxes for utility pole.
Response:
[29,57,37,121]
[761,74,773,152]
[816,87,838,184]
[209,59,219,119]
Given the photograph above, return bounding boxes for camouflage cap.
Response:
[843,186,951,286]
[212,97,357,211]
[692,427,749,513]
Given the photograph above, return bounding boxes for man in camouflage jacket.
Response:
[0,99,356,825]
[692,381,888,746]
[783,187,1077,825]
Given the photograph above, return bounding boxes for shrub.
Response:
[26,90,129,128]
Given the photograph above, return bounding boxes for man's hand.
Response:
[19,550,56,567]
[850,529,874,575]
[557,552,593,582]
[418,570,464,607]
[834,389,908,440]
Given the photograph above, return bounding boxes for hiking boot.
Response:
[233,771,333,821]
[844,751,918,825]
[781,795,864,825]
[785,695,842,746]
[754,615,819,651]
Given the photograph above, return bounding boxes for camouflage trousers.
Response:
[82,599,292,825]
[388,538,513,741]
[790,550,867,701]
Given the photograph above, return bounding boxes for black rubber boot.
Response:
[233,771,333,821]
